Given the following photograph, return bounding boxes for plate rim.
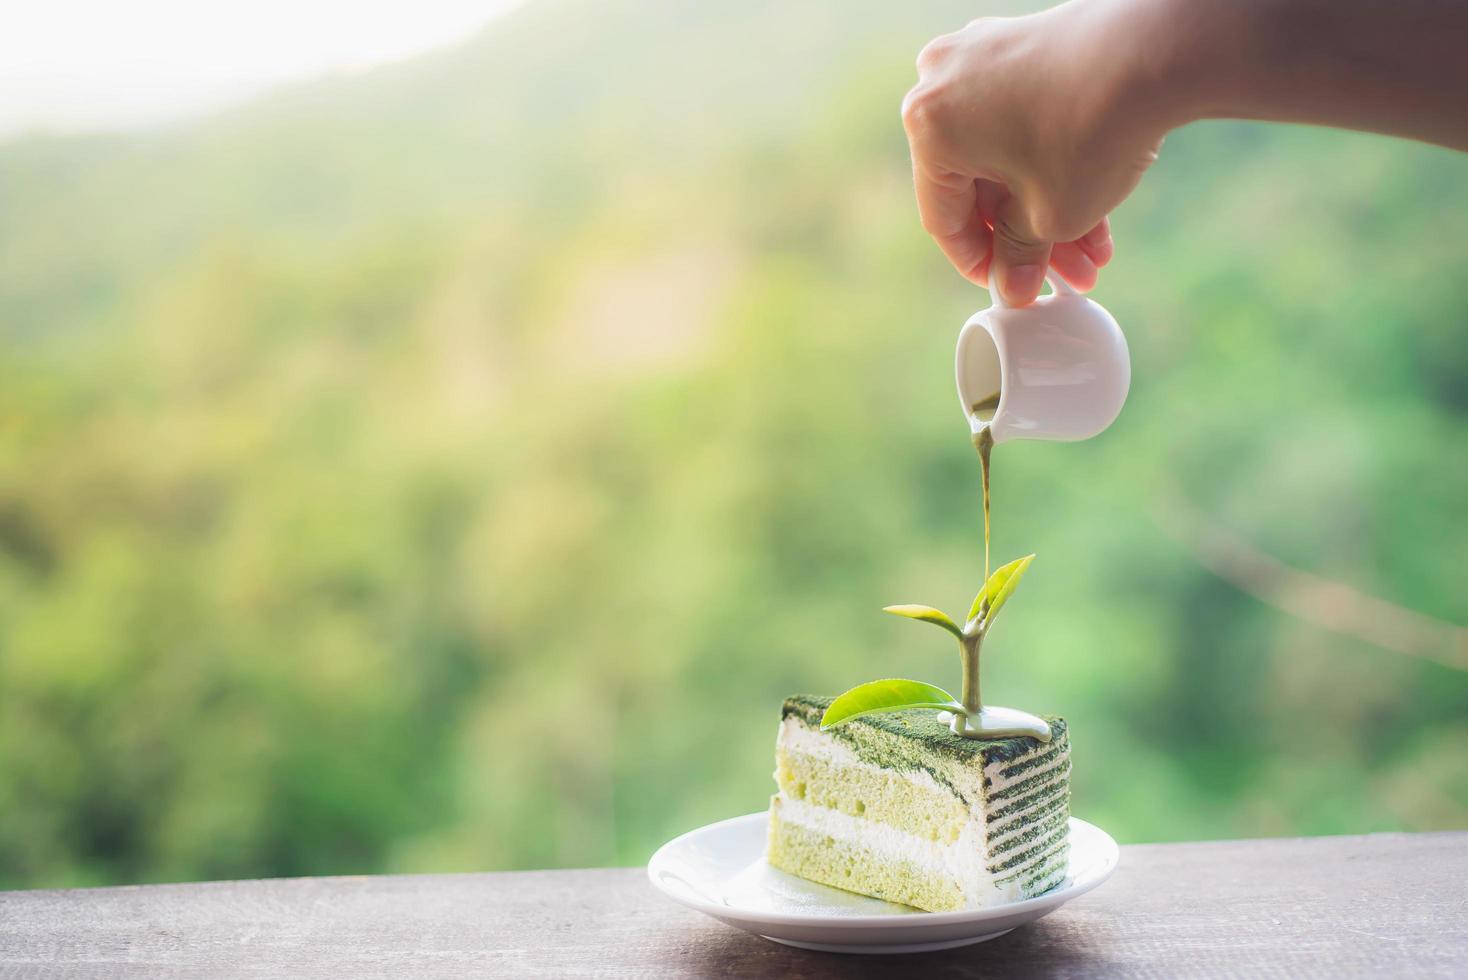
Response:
[647,811,1119,930]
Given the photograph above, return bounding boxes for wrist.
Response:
[1097,0,1247,135]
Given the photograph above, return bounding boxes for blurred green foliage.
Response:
[0,0,1465,888]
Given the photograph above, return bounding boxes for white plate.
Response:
[647,812,1118,954]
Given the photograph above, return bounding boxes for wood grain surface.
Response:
[1,832,1464,978]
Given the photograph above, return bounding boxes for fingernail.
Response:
[1001,263,1045,304]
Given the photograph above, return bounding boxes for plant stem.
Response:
[959,631,983,717]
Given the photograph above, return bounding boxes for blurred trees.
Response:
[0,0,1464,887]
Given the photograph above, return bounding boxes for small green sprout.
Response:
[821,554,1036,738]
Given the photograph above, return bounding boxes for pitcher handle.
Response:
[989,272,1078,309]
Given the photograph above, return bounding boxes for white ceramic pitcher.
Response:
[955,276,1131,443]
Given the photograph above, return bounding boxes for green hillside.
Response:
[0,0,1464,887]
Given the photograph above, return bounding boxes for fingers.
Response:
[1050,218,1111,291]
[1077,217,1114,267]
[912,164,993,283]
[910,166,1116,296]
[1049,241,1099,291]
[990,195,1052,306]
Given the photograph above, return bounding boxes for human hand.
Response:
[905,0,1468,306]
[901,1,1168,305]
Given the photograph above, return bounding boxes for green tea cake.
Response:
[767,694,1070,912]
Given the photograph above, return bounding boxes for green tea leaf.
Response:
[820,678,963,729]
[881,604,963,638]
[968,553,1036,628]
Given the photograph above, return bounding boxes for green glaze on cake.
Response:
[784,694,1063,762]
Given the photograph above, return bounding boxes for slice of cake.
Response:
[767,694,1070,911]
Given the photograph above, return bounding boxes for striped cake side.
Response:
[981,723,1071,897]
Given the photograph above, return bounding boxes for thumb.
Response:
[991,196,1052,306]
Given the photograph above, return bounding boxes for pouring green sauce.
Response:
[820,389,1051,743]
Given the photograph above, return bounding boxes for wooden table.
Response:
[1,832,1464,978]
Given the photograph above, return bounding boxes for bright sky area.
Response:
[0,1,521,137]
